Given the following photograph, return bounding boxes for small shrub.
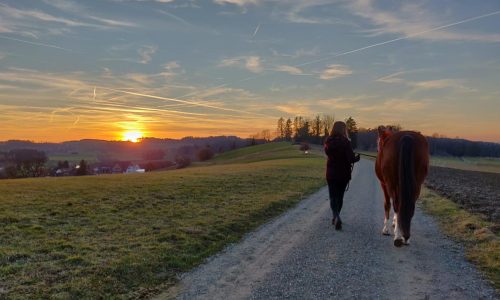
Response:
[197,147,214,161]
[175,156,191,169]
[300,143,310,152]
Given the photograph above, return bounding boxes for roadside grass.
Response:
[0,143,325,298]
[419,187,500,289]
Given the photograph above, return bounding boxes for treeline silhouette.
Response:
[356,128,500,157]
[276,116,500,157]
[275,115,358,145]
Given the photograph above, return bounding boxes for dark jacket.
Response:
[324,134,360,182]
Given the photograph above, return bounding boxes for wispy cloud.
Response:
[376,71,475,92]
[410,79,474,91]
[137,45,158,64]
[347,0,500,42]
[319,64,352,80]
[274,65,305,75]
[271,47,320,59]
[376,71,408,84]
[219,56,263,73]
[275,102,314,115]
[0,1,138,40]
[357,99,429,112]
[43,0,137,28]
[213,0,260,6]
[283,1,356,25]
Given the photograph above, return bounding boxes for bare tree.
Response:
[284,118,293,141]
[322,114,335,138]
[276,117,285,140]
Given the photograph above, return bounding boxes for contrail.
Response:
[97,86,276,118]
[72,116,80,127]
[0,35,74,52]
[158,9,193,27]
[178,9,500,100]
[294,9,500,68]
[251,23,261,38]
[80,10,500,120]
[93,87,96,102]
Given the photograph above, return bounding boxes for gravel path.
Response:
[158,159,498,300]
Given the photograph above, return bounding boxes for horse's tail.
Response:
[398,134,416,240]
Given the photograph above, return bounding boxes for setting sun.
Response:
[122,131,143,143]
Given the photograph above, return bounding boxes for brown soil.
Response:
[426,166,500,225]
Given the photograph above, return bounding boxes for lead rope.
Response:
[345,162,354,192]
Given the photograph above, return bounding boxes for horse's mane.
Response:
[377,130,393,153]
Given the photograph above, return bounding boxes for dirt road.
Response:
[160,159,497,299]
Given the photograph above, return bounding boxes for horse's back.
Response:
[379,131,429,186]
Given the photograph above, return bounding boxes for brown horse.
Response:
[375,129,429,247]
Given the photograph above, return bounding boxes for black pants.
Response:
[327,179,349,219]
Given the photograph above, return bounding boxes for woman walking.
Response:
[324,121,360,230]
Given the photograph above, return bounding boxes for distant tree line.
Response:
[0,149,48,178]
[356,127,500,157]
[275,115,358,146]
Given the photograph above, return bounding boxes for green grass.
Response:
[419,188,500,289]
[0,143,325,299]
[355,150,500,173]
[211,142,312,164]
[430,156,500,173]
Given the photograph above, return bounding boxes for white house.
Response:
[125,164,145,174]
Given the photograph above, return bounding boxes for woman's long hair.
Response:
[330,121,349,139]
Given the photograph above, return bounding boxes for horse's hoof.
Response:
[394,239,404,247]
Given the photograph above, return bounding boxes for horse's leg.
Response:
[392,196,404,247]
[381,184,391,235]
[393,213,404,247]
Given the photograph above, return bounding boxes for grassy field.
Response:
[356,150,500,173]
[430,156,500,173]
[0,142,325,299]
[419,188,500,289]
[210,142,313,164]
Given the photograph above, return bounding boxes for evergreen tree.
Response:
[76,160,88,176]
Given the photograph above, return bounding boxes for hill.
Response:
[0,142,325,299]
[0,136,264,163]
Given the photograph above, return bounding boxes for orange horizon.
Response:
[0,128,498,144]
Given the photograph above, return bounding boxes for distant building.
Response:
[126,164,145,173]
[55,168,72,176]
[112,164,123,174]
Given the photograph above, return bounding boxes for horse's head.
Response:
[377,125,386,137]
[377,126,393,153]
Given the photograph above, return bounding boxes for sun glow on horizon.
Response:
[122,131,143,143]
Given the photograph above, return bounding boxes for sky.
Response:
[0,0,499,143]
